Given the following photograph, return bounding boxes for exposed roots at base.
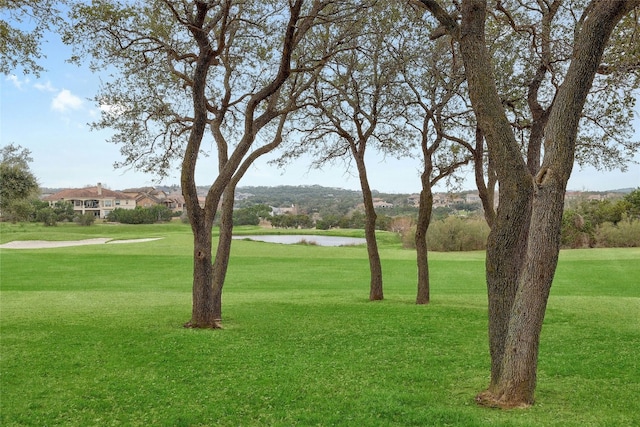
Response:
[183,320,223,329]
[475,390,533,410]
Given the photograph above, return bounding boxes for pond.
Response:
[232,235,366,247]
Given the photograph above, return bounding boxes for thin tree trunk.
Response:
[415,168,433,304]
[212,184,235,323]
[353,149,383,301]
[472,127,496,228]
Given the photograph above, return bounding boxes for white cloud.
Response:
[6,75,29,90]
[99,102,127,117]
[34,81,57,92]
[51,89,84,113]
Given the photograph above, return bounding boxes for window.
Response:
[104,200,113,207]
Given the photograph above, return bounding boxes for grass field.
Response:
[1,222,639,426]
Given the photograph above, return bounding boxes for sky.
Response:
[1,32,639,195]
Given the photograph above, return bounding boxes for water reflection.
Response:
[232,235,366,247]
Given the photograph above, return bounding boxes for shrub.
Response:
[594,218,640,248]
[36,207,58,226]
[74,213,96,226]
[233,207,261,226]
[561,210,594,248]
[427,216,489,252]
[401,225,417,249]
[107,206,172,224]
[4,199,34,223]
[271,213,313,229]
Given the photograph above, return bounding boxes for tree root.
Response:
[183,320,223,329]
[476,390,532,410]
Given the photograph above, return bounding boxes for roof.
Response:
[43,186,134,201]
[122,187,166,197]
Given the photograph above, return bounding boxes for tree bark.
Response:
[185,219,220,329]
[420,0,638,407]
[415,167,433,304]
[181,4,220,329]
[456,0,534,391]
[353,147,384,301]
[479,0,638,407]
[211,184,236,323]
[181,0,306,328]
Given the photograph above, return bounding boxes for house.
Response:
[372,198,394,208]
[122,187,167,206]
[407,194,420,207]
[356,198,394,210]
[164,192,186,213]
[271,204,297,215]
[121,187,187,214]
[43,183,135,219]
[464,192,482,205]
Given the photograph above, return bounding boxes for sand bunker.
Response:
[0,238,163,249]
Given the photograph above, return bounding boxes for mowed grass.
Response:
[1,222,638,426]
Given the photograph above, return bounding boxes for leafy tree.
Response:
[622,188,640,218]
[65,0,346,328]
[0,0,65,75]
[232,208,260,226]
[315,214,341,230]
[418,0,639,408]
[5,199,35,223]
[232,204,271,226]
[283,2,414,300]
[594,217,640,247]
[270,213,312,229]
[36,206,58,226]
[52,200,75,222]
[560,210,591,248]
[149,204,173,223]
[0,144,39,221]
[393,21,474,304]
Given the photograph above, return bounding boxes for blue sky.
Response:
[1,33,638,194]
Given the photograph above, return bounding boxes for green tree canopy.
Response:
[0,144,39,220]
[0,0,65,76]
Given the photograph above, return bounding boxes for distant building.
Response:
[122,187,167,207]
[372,198,394,208]
[43,183,135,219]
[407,194,420,207]
[271,204,297,215]
[121,187,188,214]
[464,192,481,204]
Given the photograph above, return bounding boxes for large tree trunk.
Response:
[415,168,433,304]
[420,0,636,407]
[481,182,565,406]
[456,0,533,391]
[181,16,220,329]
[185,219,220,328]
[467,0,635,408]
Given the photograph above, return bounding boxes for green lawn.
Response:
[1,222,638,426]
